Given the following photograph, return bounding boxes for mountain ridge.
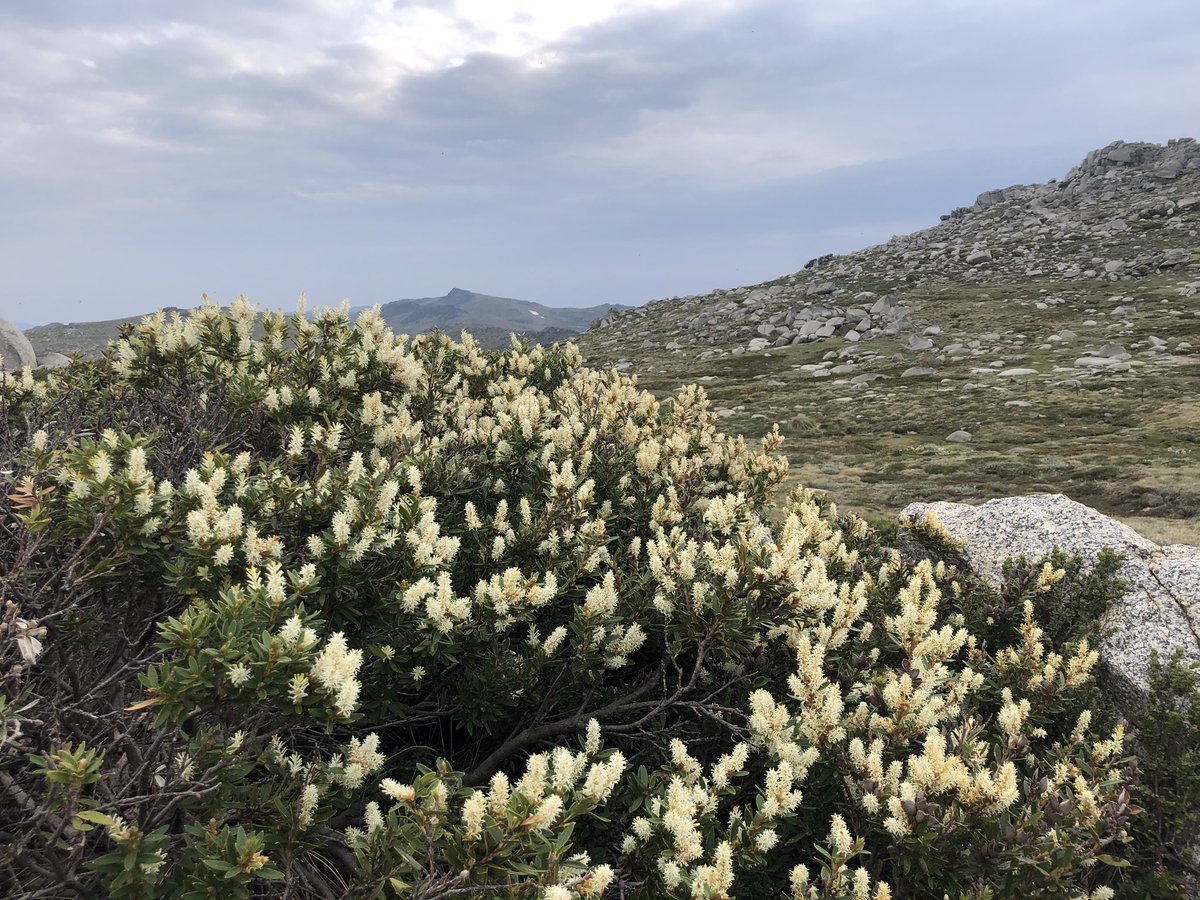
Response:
[18,291,625,360]
[580,137,1198,359]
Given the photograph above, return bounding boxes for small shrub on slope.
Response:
[0,300,1146,898]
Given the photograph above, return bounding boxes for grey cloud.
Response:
[1,0,1199,323]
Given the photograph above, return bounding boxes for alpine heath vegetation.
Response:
[0,299,1158,897]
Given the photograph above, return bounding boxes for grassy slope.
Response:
[580,271,1200,544]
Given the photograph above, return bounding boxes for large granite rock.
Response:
[0,317,37,372]
[901,494,1200,698]
[37,351,71,370]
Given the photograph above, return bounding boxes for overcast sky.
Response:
[2,0,1198,325]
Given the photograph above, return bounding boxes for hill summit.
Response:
[357,288,624,348]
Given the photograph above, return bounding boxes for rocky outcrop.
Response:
[901,494,1200,699]
[36,351,71,370]
[578,138,1199,363]
[0,317,37,372]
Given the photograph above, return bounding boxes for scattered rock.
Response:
[945,430,973,443]
[37,352,71,369]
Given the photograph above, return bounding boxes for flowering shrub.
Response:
[0,299,1149,897]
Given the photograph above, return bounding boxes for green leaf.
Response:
[74,809,116,827]
[552,821,575,853]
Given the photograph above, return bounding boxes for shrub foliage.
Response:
[0,299,1170,898]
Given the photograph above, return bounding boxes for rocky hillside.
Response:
[584,139,1198,358]
[577,139,1200,540]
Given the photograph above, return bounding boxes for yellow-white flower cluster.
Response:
[309,633,363,719]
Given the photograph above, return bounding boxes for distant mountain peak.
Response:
[351,288,627,349]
